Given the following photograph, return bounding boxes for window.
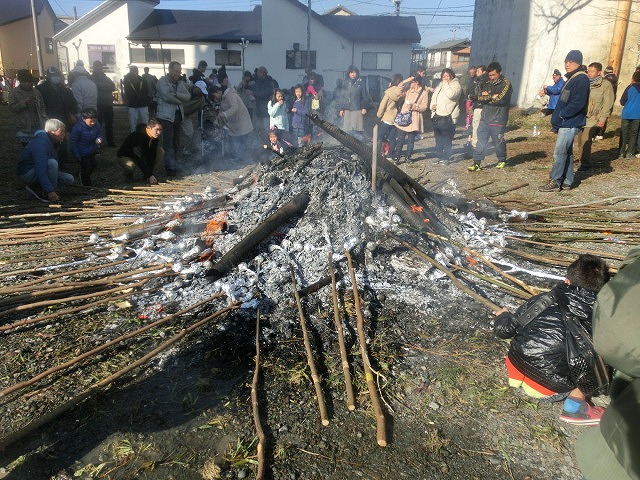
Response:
[362,52,392,71]
[285,50,316,69]
[215,50,241,66]
[130,48,185,65]
[88,44,116,71]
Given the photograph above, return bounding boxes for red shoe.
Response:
[559,401,604,425]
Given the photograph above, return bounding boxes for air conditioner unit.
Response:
[221,43,228,50]
[293,43,300,51]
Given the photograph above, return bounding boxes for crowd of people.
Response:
[4,50,639,201]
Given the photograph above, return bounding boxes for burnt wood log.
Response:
[205,192,311,280]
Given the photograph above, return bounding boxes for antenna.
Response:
[392,0,401,16]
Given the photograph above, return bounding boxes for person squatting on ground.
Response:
[493,254,610,425]
[539,50,589,192]
[393,76,429,163]
[575,246,640,480]
[468,62,512,171]
[618,70,640,159]
[430,68,461,162]
[70,107,104,186]
[7,69,46,143]
[122,65,149,133]
[17,118,75,203]
[156,61,191,176]
[575,62,614,171]
[338,65,369,139]
[540,69,565,116]
[290,84,309,146]
[210,85,254,162]
[376,74,411,159]
[117,118,163,185]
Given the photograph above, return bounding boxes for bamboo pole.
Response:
[0,292,225,399]
[527,195,640,215]
[389,236,501,312]
[290,266,329,426]
[0,302,241,451]
[328,251,356,411]
[251,310,267,479]
[344,250,387,447]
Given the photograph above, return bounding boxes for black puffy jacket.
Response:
[494,282,598,394]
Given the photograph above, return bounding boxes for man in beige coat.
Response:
[576,62,614,171]
[212,85,254,162]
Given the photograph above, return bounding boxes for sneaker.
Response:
[25,185,48,203]
[559,401,605,425]
[495,161,507,169]
[467,163,482,171]
[538,179,561,192]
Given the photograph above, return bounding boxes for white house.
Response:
[53,0,420,97]
[471,0,640,108]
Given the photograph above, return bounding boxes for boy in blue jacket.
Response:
[70,107,104,186]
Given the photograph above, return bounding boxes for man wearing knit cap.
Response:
[539,50,589,192]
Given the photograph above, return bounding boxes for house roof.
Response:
[428,38,471,51]
[54,0,158,41]
[285,0,420,43]
[128,7,262,43]
[0,0,50,27]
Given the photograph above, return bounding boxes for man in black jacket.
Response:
[493,254,610,425]
[117,118,163,184]
[468,62,512,171]
[122,65,149,133]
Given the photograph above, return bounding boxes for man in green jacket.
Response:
[575,246,640,480]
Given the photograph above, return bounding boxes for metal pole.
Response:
[307,0,311,69]
[30,0,44,76]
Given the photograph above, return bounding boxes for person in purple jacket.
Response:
[70,107,104,186]
[618,71,640,159]
[290,84,309,146]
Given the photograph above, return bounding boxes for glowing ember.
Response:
[410,205,424,213]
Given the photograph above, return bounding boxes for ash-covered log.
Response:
[205,192,311,280]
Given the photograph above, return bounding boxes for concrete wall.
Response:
[0,9,58,77]
[471,0,640,108]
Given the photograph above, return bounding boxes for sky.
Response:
[50,0,474,47]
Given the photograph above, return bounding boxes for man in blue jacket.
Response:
[17,118,75,202]
[539,50,590,192]
[540,69,565,116]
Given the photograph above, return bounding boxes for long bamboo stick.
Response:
[0,302,240,451]
[344,250,387,447]
[328,251,356,411]
[0,292,225,399]
[290,266,329,426]
[251,310,267,479]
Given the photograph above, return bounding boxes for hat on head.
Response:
[46,66,59,76]
[565,50,583,65]
[604,66,614,74]
[17,69,34,83]
[553,69,562,76]
[76,60,84,67]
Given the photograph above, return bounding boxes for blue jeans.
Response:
[473,121,506,165]
[159,111,182,173]
[19,158,74,191]
[378,122,398,156]
[550,127,579,187]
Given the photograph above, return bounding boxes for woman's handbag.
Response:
[394,110,412,127]
[394,90,423,127]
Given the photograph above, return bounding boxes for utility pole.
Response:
[30,0,44,76]
[306,0,311,70]
[608,0,632,74]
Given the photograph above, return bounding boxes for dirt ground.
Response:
[0,104,637,480]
